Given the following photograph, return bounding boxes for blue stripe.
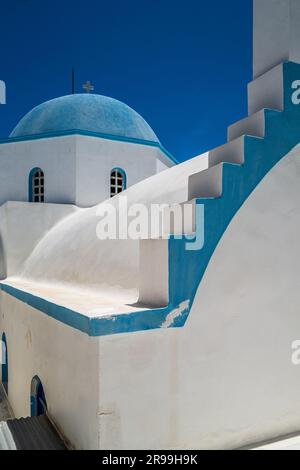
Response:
[0,283,91,334]
[0,282,172,337]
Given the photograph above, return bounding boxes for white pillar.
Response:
[253,0,300,79]
[138,239,169,307]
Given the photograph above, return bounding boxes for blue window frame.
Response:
[110,168,126,197]
[29,167,45,202]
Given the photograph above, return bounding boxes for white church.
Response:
[2,0,300,450]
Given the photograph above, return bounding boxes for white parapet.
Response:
[138,239,169,307]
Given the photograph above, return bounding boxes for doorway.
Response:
[30,376,47,417]
[1,333,8,394]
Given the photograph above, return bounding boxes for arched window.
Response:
[30,375,47,417]
[110,168,126,198]
[1,333,8,394]
[29,168,44,203]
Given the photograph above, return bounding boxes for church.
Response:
[0,93,175,208]
[2,0,300,450]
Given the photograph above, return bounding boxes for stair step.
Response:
[227,109,266,141]
[208,136,244,167]
[188,164,223,199]
[248,63,284,115]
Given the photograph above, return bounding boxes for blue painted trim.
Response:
[0,129,178,166]
[1,332,8,392]
[111,167,127,190]
[0,283,91,334]
[2,62,300,337]
[28,167,43,202]
[0,282,171,337]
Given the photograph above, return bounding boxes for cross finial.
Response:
[72,68,75,94]
[83,80,94,93]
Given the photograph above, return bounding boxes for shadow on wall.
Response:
[0,234,7,279]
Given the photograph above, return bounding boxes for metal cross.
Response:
[82,81,94,93]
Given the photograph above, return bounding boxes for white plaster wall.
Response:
[0,137,77,205]
[0,150,209,449]
[139,239,169,307]
[96,144,300,450]
[156,148,175,172]
[75,136,173,207]
[253,0,300,79]
[0,202,77,278]
[0,135,174,209]
[98,330,178,450]
[18,153,208,293]
[248,64,284,115]
[0,292,99,450]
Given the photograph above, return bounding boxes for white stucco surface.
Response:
[3,133,300,449]
[253,0,300,79]
[75,135,173,207]
[95,144,300,449]
[0,137,77,206]
[253,434,300,450]
[0,202,77,278]
[0,292,99,450]
[0,134,174,209]
[1,85,300,449]
[5,0,300,449]
[1,152,208,315]
[248,64,284,115]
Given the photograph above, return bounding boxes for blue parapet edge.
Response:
[2,61,300,337]
[0,128,178,166]
[111,167,127,190]
[0,282,174,337]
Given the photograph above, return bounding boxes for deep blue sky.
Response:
[0,0,252,162]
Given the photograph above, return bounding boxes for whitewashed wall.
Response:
[0,137,77,205]
[96,144,300,450]
[3,145,300,449]
[75,135,173,207]
[18,153,208,293]
[253,0,300,79]
[0,135,174,209]
[0,292,99,450]
[0,202,77,278]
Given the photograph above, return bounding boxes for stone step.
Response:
[188,163,223,199]
[228,109,266,141]
[209,137,244,167]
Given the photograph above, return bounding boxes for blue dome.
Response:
[10,94,159,143]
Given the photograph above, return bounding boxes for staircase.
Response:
[3,62,300,338]
[89,61,300,336]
